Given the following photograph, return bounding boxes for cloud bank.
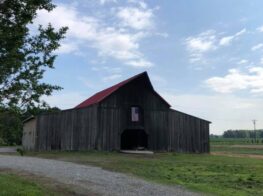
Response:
[33,1,158,68]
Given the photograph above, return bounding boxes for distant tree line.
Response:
[222,130,263,139]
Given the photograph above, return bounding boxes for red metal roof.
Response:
[75,72,171,109]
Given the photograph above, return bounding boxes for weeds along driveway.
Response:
[0,155,200,196]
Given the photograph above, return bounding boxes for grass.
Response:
[210,138,263,155]
[0,170,78,196]
[26,151,263,196]
[0,173,47,196]
[211,145,263,155]
[210,138,263,145]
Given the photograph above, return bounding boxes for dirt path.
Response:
[211,152,263,159]
[0,155,200,196]
[214,145,263,149]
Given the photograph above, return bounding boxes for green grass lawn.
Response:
[26,151,263,196]
[0,173,51,196]
[0,170,76,196]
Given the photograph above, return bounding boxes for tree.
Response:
[22,106,61,121]
[0,107,22,145]
[0,0,67,109]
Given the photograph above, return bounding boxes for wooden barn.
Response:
[23,72,210,152]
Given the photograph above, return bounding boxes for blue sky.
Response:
[34,0,263,134]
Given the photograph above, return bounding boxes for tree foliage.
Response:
[0,0,67,108]
[0,107,22,145]
[223,129,263,139]
[22,106,61,120]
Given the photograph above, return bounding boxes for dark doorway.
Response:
[121,129,148,150]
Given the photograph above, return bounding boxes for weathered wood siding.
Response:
[35,106,209,152]
[96,106,122,150]
[22,118,37,150]
[144,109,169,151]
[36,105,98,151]
[168,110,210,153]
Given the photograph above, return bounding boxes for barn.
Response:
[22,72,210,152]
[22,116,36,151]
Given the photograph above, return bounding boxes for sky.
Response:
[33,0,263,134]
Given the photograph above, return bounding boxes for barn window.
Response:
[131,106,140,122]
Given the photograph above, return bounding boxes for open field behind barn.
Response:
[211,138,263,157]
[211,138,263,145]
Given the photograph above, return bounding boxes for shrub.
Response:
[0,137,6,146]
[16,148,24,156]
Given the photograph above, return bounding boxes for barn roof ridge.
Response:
[22,115,35,123]
[75,71,171,109]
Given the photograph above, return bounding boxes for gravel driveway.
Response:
[0,146,20,153]
[0,155,201,196]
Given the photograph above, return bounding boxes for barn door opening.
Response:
[121,129,148,150]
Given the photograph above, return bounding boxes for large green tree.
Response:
[0,0,67,109]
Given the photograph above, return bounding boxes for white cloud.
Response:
[219,36,233,46]
[117,6,153,30]
[205,67,263,93]
[237,59,248,65]
[125,59,153,67]
[185,30,217,63]
[102,74,122,82]
[185,29,247,64]
[162,93,263,134]
[251,43,263,51]
[257,25,263,32]
[92,66,122,74]
[99,0,117,5]
[219,28,246,46]
[235,28,247,36]
[57,41,79,54]
[34,3,156,68]
[155,32,169,38]
[128,0,148,9]
[42,92,87,109]
[186,30,216,52]
[91,66,123,83]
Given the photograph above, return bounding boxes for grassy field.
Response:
[210,138,263,145]
[25,150,263,196]
[0,173,47,196]
[0,170,77,196]
[211,138,263,156]
[211,145,263,155]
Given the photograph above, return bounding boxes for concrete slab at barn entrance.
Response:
[120,150,154,155]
